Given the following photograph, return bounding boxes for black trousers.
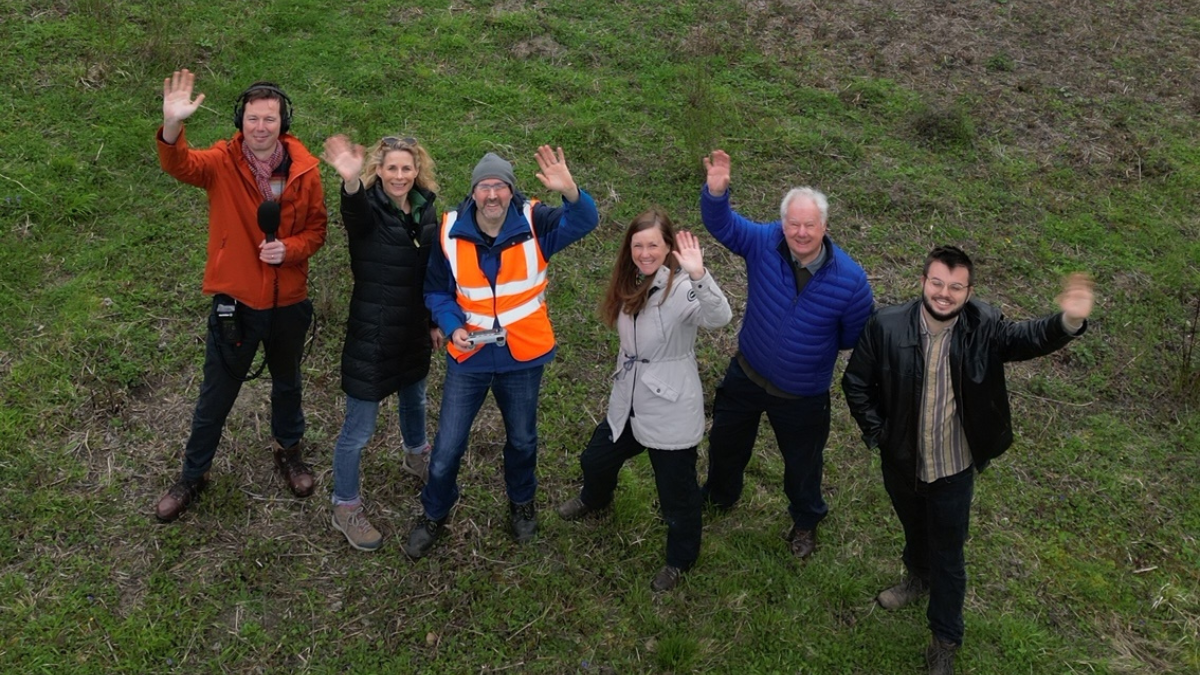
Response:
[578,419,702,570]
[882,461,975,646]
[181,297,313,481]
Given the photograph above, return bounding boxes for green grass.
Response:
[1,0,1198,672]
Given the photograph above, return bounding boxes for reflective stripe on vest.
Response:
[440,201,554,362]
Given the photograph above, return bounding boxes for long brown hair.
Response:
[600,208,678,328]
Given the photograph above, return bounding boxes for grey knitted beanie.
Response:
[470,153,517,192]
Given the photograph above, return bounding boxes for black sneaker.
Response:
[401,515,446,559]
[509,500,537,543]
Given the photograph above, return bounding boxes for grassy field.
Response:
[1,0,1198,672]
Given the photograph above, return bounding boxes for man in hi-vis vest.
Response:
[403,145,599,559]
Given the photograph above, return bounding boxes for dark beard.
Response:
[922,295,964,322]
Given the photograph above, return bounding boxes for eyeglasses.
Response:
[382,136,417,148]
[926,278,970,293]
[475,181,511,195]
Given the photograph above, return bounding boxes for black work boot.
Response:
[402,515,446,559]
[509,500,537,543]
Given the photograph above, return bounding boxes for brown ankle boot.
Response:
[925,636,958,675]
[273,441,315,497]
[155,474,210,522]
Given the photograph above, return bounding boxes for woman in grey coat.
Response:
[557,207,731,592]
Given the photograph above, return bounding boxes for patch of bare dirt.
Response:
[721,0,1199,176]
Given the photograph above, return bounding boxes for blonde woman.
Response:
[321,135,443,551]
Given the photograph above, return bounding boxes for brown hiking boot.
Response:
[787,526,817,559]
[651,565,683,593]
[273,441,315,497]
[332,503,382,551]
[877,575,930,610]
[401,448,430,484]
[155,474,210,523]
[555,496,599,521]
[926,636,958,675]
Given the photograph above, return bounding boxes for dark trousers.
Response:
[882,461,975,646]
[702,357,831,530]
[181,297,313,481]
[579,419,702,571]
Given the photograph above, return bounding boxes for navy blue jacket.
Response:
[424,189,599,373]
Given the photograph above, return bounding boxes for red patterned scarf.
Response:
[241,140,284,201]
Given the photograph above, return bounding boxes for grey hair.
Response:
[779,187,829,224]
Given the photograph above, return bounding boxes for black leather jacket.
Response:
[841,299,1085,475]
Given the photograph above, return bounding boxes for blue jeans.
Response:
[421,365,544,521]
[181,298,312,482]
[702,357,831,529]
[578,420,702,570]
[331,381,429,505]
[882,461,975,646]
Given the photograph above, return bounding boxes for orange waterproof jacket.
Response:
[441,201,553,362]
[157,126,327,310]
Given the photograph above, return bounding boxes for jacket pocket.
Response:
[641,371,680,403]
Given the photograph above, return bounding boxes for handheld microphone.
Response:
[258,201,281,243]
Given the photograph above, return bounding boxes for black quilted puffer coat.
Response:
[339,180,438,401]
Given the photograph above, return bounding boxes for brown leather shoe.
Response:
[155,474,210,523]
[926,636,959,675]
[788,526,817,559]
[651,565,683,593]
[273,441,315,497]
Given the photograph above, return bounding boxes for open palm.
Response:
[162,69,205,125]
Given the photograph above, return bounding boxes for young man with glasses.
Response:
[841,245,1094,674]
[403,146,599,558]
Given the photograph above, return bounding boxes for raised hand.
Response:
[702,149,731,197]
[1057,272,1095,324]
[162,69,206,127]
[672,230,706,280]
[322,135,366,186]
[534,145,580,203]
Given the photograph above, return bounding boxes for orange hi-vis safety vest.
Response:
[441,200,555,363]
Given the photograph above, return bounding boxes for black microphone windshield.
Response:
[257,201,281,242]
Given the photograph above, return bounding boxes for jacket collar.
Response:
[229,132,317,182]
[775,234,838,274]
[367,181,435,217]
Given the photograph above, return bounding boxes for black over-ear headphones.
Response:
[232,82,294,134]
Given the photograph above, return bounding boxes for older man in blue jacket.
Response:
[699,149,874,560]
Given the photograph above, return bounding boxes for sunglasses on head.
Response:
[382,136,417,148]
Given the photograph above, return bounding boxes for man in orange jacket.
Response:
[153,69,328,523]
